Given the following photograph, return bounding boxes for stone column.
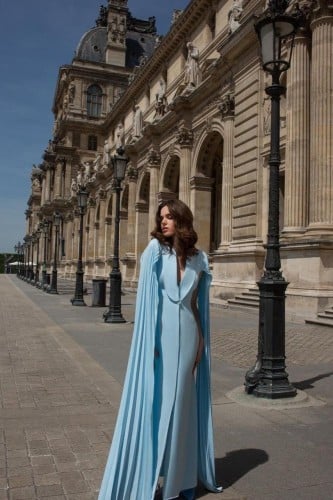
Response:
[177,126,193,206]
[88,198,96,259]
[97,189,107,259]
[219,94,234,248]
[126,165,138,256]
[64,159,72,198]
[308,5,333,233]
[54,159,64,198]
[147,149,160,235]
[134,202,149,281]
[283,30,311,233]
[45,168,51,202]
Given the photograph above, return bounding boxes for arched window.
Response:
[87,84,102,117]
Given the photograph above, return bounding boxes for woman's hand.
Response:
[193,334,204,373]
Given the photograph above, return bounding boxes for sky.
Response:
[0,0,189,253]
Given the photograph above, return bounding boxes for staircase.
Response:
[305,306,333,328]
[227,287,260,311]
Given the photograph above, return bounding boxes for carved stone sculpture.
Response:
[153,78,168,120]
[184,42,201,88]
[228,0,243,33]
[133,105,144,137]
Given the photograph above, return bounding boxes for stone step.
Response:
[228,297,260,309]
[305,317,333,328]
[322,308,333,317]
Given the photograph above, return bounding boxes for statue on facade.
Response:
[81,161,92,183]
[77,167,84,188]
[93,153,102,172]
[133,105,144,138]
[103,139,111,166]
[115,123,124,150]
[71,178,77,196]
[68,81,76,104]
[184,42,201,89]
[228,0,243,33]
[153,78,168,121]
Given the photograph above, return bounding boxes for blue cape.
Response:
[99,239,221,499]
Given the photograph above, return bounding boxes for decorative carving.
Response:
[147,149,161,167]
[95,5,108,27]
[133,105,144,138]
[184,42,201,89]
[115,123,124,150]
[93,153,102,172]
[228,0,243,33]
[88,197,96,208]
[172,9,183,24]
[176,126,193,147]
[98,188,107,200]
[127,164,138,181]
[103,139,111,166]
[68,81,75,104]
[219,94,235,119]
[71,178,77,196]
[153,78,168,121]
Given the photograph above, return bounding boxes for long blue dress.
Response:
[98,239,221,500]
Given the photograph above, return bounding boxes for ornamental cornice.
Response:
[309,0,333,24]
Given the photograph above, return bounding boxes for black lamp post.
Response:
[41,221,49,289]
[34,228,41,286]
[48,212,61,294]
[25,237,31,281]
[14,241,21,276]
[22,243,26,279]
[104,147,128,323]
[71,187,88,306]
[244,1,300,398]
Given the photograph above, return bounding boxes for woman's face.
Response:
[160,205,176,238]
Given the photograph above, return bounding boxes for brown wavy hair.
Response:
[151,199,198,266]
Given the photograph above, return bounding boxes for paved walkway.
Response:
[0,275,332,500]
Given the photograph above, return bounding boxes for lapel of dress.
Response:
[163,251,179,302]
[179,256,197,301]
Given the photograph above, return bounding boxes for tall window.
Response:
[88,135,98,151]
[87,84,102,117]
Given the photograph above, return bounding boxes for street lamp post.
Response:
[41,221,49,289]
[71,187,88,306]
[48,212,61,294]
[14,241,21,276]
[25,237,31,281]
[244,1,300,398]
[34,228,41,286]
[103,147,128,323]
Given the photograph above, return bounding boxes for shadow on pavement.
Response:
[197,448,269,497]
[292,371,333,390]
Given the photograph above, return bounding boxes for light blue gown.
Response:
[98,239,221,500]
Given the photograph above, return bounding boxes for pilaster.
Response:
[308,3,333,233]
[219,94,235,249]
[177,126,193,206]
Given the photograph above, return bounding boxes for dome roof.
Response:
[75,27,107,63]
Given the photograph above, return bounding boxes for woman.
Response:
[98,200,221,500]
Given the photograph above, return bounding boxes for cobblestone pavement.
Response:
[1,275,332,500]
[0,276,120,500]
[210,308,333,368]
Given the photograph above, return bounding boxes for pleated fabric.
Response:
[98,239,221,500]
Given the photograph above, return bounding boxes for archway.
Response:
[193,131,223,252]
[159,155,180,202]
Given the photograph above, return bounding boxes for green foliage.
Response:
[0,254,6,274]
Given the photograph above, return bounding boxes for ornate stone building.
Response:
[25,0,333,322]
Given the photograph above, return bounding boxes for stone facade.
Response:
[24,0,333,321]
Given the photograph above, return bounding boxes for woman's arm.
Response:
[191,272,204,373]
